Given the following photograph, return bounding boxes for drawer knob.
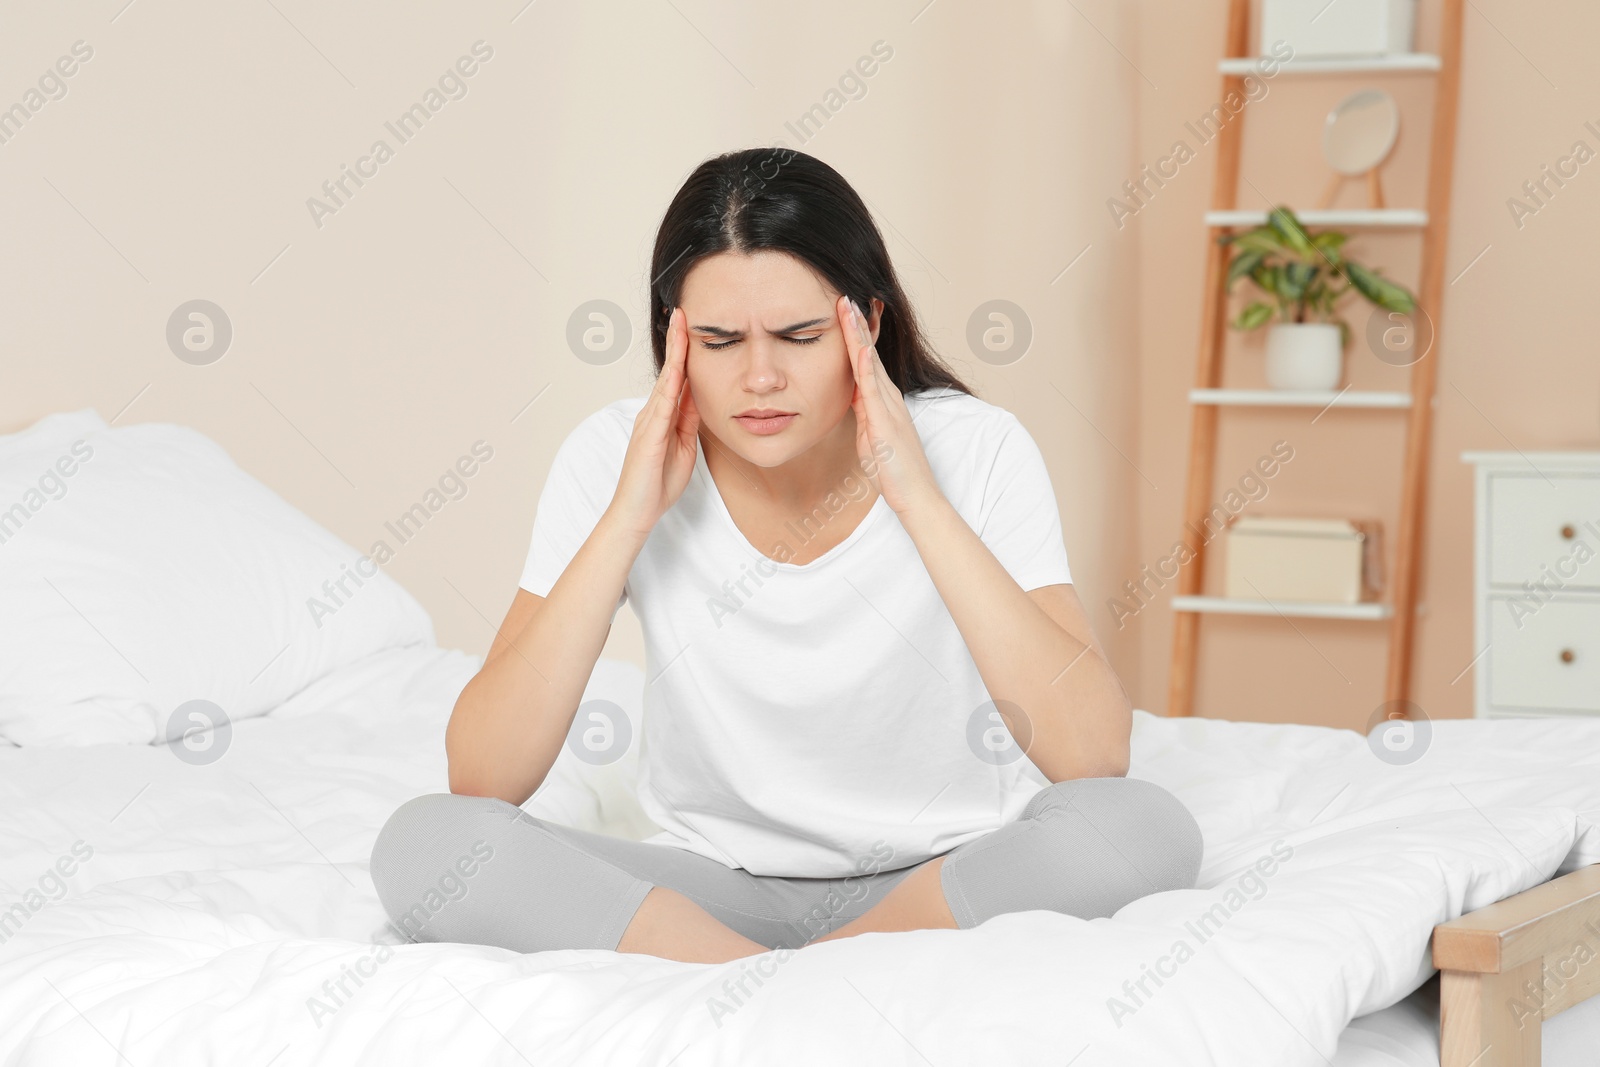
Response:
[1560,648,1576,664]
[1561,524,1576,540]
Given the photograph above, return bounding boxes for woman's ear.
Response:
[868,298,884,345]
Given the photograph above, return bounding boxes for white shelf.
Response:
[1220,54,1441,75]
[1206,209,1428,229]
[1461,451,1600,468]
[1191,388,1412,409]
[1172,595,1393,620]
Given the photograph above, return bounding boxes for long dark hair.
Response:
[647,148,974,397]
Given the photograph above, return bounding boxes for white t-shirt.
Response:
[518,386,1073,877]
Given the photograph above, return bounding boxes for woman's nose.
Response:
[740,341,784,390]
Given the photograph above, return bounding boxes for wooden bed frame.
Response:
[1433,863,1600,1066]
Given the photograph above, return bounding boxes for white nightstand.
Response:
[1463,451,1600,718]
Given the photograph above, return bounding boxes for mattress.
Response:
[2,644,1598,1066]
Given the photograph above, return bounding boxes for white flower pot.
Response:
[1265,323,1344,391]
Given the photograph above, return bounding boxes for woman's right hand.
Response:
[608,306,701,538]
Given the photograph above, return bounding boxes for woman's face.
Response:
[675,250,879,469]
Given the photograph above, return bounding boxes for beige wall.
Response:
[1,3,1143,687]
[13,1,1582,730]
[1129,0,1600,727]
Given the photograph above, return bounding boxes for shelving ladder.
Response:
[1167,0,1466,718]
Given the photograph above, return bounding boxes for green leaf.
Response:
[1280,261,1318,301]
[1229,228,1288,256]
[1267,207,1317,258]
[1344,260,1416,313]
[1227,249,1267,290]
[1254,263,1283,296]
[1311,231,1347,266]
[1233,301,1275,330]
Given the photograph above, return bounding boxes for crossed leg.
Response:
[371,778,1202,964]
[616,886,769,962]
[807,776,1205,944]
[807,857,956,943]
[616,855,958,959]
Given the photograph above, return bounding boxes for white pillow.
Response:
[0,409,436,745]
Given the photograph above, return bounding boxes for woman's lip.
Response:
[733,413,798,435]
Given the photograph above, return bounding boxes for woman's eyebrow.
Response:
[690,317,831,337]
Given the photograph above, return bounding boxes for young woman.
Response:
[371,148,1202,964]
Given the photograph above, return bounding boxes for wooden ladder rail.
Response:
[1384,0,1465,708]
[1167,0,1465,719]
[1167,0,1254,720]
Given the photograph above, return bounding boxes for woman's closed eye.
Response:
[701,334,822,351]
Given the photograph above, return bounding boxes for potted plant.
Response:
[1223,206,1416,391]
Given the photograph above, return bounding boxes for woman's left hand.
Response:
[839,295,941,516]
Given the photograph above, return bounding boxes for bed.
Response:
[3,410,1598,1066]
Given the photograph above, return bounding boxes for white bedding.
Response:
[2,646,1598,1066]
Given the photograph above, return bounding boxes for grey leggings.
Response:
[369,777,1203,954]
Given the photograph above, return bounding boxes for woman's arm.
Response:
[445,307,701,804]
[838,296,1132,782]
[445,510,649,803]
[898,503,1132,781]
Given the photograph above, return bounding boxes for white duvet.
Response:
[2,645,1597,1067]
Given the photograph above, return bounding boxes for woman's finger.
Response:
[850,298,873,349]
[844,300,870,395]
[848,299,893,428]
[669,307,688,384]
[676,374,700,442]
[651,308,686,433]
[855,301,912,427]
[840,298,880,435]
[872,345,908,419]
[843,298,876,394]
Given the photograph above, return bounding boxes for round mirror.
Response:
[1322,90,1400,176]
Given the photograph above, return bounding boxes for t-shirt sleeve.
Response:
[517,407,630,619]
[975,415,1073,591]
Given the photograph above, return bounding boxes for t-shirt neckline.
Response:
[693,441,891,573]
